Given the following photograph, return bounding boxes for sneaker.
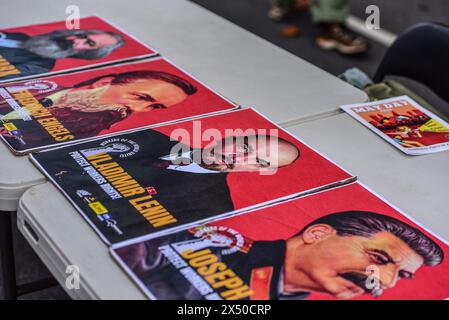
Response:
[316,23,368,54]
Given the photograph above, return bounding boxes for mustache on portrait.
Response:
[339,272,384,298]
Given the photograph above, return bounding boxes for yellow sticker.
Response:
[4,122,17,132]
[88,201,108,215]
[419,119,449,133]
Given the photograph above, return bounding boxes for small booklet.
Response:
[0,16,157,83]
[341,96,449,155]
[30,108,354,244]
[0,57,238,154]
[111,182,449,300]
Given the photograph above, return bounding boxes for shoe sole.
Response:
[316,38,367,55]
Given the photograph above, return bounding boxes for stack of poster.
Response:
[31,109,354,244]
[111,182,449,300]
[341,96,449,155]
[2,16,448,300]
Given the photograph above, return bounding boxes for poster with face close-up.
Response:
[0,57,238,153]
[111,182,449,300]
[31,108,355,244]
[0,16,157,83]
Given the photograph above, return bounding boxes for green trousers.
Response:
[310,0,349,24]
[280,0,350,24]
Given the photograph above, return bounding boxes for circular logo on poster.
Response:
[193,226,245,255]
[7,79,58,94]
[80,138,140,158]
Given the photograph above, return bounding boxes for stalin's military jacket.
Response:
[116,226,310,300]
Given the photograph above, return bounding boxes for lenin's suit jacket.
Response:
[33,129,235,243]
[0,32,56,80]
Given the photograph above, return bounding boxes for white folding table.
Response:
[0,0,367,299]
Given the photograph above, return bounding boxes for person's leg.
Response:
[310,0,349,24]
[310,0,368,54]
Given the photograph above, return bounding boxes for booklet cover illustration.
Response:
[0,57,237,153]
[0,16,157,83]
[341,96,449,155]
[31,109,354,244]
[112,182,449,300]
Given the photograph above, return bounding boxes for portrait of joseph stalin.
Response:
[118,211,444,300]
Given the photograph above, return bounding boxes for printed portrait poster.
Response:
[341,96,449,155]
[31,108,354,244]
[0,16,157,84]
[111,182,449,300]
[0,57,238,154]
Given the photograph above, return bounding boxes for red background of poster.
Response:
[206,183,449,300]
[3,16,156,73]
[154,109,353,209]
[4,58,236,134]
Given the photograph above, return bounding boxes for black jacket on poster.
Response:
[117,230,310,300]
[33,129,235,243]
[0,32,56,80]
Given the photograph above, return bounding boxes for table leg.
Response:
[0,211,18,300]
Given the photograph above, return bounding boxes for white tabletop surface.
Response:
[0,151,45,212]
[0,0,366,211]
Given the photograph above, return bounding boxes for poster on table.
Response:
[0,15,157,83]
[31,108,355,244]
[341,96,449,155]
[112,182,449,300]
[0,57,238,153]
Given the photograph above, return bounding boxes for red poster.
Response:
[0,57,237,153]
[31,109,353,244]
[112,182,449,300]
[0,16,157,83]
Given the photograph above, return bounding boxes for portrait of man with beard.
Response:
[116,211,444,300]
[0,29,125,80]
[0,70,198,148]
